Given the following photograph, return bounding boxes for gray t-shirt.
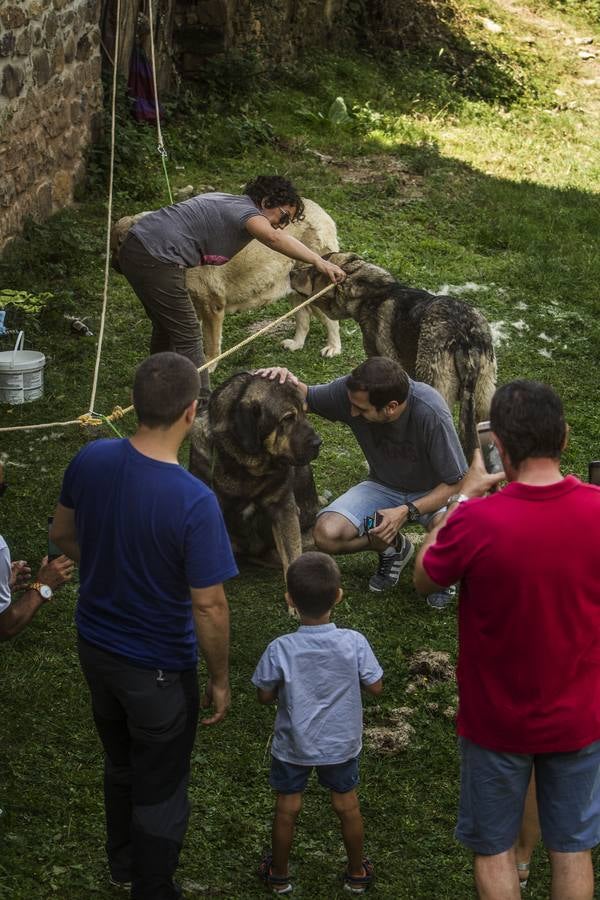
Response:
[252,623,383,766]
[307,376,467,492]
[0,535,12,615]
[131,192,262,268]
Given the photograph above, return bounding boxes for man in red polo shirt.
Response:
[414,380,600,900]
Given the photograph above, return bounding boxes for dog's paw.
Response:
[206,359,219,373]
[281,338,305,352]
[320,343,342,358]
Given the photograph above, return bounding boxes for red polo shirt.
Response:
[423,476,600,753]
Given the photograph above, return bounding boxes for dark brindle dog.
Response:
[189,372,321,574]
[291,252,497,459]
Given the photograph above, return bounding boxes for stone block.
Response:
[32,25,43,46]
[13,160,37,193]
[52,42,65,74]
[15,27,32,56]
[33,49,51,85]
[44,9,58,42]
[52,170,72,207]
[61,72,73,96]
[76,33,92,61]
[0,32,16,57]
[70,97,83,124]
[44,101,70,137]
[1,64,25,99]
[53,0,70,10]
[0,7,27,30]
[35,181,53,218]
[90,53,101,79]
[60,9,74,28]
[0,174,16,207]
[64,33,76,63]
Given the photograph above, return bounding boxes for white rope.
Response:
[146,0,173,202]
[87,0,121,415]
[0,283,335,433]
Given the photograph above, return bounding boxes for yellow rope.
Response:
[0,282,335,433]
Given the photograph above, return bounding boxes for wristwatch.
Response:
[28,582,53,601]
[405,501,421,523]
[447,493,470,507]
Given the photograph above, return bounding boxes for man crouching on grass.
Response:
[252,552,383,894]
[414,380,600,900]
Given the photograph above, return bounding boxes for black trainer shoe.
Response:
[368,534,414,593]
[426,584,456,609]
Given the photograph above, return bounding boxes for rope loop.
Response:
[78,413,103,427]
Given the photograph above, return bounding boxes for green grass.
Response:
[2,0,600,896]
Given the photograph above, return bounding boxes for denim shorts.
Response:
[456,736,600,855]
[269,755,360,795]
[317,480,442,534]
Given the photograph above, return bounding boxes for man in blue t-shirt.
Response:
[51,353,237,900]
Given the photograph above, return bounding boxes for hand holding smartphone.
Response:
[47,516,62,561]
[589,462,600,485]
[476,421,504,474]
[363,512,383,533]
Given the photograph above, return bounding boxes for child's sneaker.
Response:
[343,857,374,893]
[368,534,414,592]
[258,852,293,894]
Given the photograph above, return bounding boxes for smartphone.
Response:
[589,461,600,486]
[363,512,383,532]
[47,516,62,561]
[477,421,504,474]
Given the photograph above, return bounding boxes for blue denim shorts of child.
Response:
[456,736,600,855]
[317,480,441,534]
[269,755,360,795]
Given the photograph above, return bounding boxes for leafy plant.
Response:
[0,289,54,315]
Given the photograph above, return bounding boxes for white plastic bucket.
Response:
[0,332,46,404]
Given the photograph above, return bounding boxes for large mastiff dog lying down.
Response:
[292,252,497,458]
[189,372,321,573]
[111,198,341,370]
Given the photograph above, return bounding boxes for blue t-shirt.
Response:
[59,439,238,670]
[252,624,383,766]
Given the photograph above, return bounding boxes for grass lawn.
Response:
[1,0,600,896]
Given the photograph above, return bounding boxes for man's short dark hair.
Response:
[286,551,341,617]
[490,380,566,467]
[133,353,200,428]
[347,357,410,409]
[244,175,305,222]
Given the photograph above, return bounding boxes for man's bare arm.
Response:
[191,583,230,726]
[257,687,278,705]
[50,503,80,563]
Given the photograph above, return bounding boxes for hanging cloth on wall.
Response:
[127,44,160,123]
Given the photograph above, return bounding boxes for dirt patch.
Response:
[408,649,455,683]
[246,317,292,338]
[337,155,425,197]
[365,706,416,755]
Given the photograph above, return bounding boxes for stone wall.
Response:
[173,0,348,78]
[0,0,103,254]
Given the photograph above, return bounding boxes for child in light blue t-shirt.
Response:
[252,551,383,895]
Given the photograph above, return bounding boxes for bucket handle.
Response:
[12,331,24,366]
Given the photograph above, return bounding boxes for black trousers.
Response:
[78,637,199,900]
[119,232,210,394]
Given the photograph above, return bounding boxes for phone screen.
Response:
[48,516,62,561]
[477,421,504,474]
[589,462,600,486]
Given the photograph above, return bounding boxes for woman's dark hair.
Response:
[347,357,410,409]
[286,551,341,617]
[490,380,566,467]
[133,352,200,428]
[244,175,305,222]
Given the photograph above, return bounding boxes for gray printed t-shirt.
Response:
[307,376,467,492]
[130,192,263,268]
[252,623,383,766]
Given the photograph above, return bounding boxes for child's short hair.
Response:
[286,551,341,617]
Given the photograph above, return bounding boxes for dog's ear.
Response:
[290,265,315,297]
[234,400,263,455]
